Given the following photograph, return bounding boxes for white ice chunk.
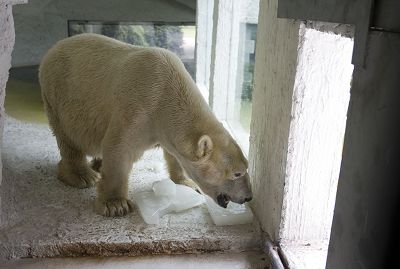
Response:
[134,191,170,225]
[135,178,205,225]
[204,195,254,226]
[170,184,204,212]
[152,178,176,197]
[135,178,253,226]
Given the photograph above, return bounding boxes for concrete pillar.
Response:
[249,0,301,241]
[0,0,27,226]
[279,24,353,244]
[249,0,354,246]
[326,31,400,269]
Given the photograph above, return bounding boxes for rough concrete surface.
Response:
[281,241,328,269]
[0,0,18,226]
[280,26,353,243]
[0,117,260,259]
[326,30,400,269]
[249,0,301,241]
[1,251,269,269]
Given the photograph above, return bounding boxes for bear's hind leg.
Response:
[42,92,100,189]
[55,132,100,189]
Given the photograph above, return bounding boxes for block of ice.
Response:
[135,178,253,226]
[152,177,176,197]
[134,191,170,225]
[204,195,253,226]
[171,185,204,212]
[134,178,205,225]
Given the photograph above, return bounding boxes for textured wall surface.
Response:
[249,0,300,241]
[0,1,16,186]
[0,0,20,226]
[326,30,400,269]
[11,0,196,67]
[277,0,372,66]
[280,26,353,243]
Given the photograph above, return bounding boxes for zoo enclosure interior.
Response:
[1,0,356,266]
[0,0,261,259]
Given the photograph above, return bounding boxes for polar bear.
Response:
[39,33,252,217]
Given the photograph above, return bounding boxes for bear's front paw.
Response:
[95,197,134,217]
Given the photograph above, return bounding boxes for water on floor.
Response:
[5,66,48,124]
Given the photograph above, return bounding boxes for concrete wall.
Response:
[277,0,373,66]
[11,0,196,67]
[274,0,400,268]
[280,24,353,244]
[0,0,26,226]
[0,0,14,200]
[326,30,400,269]
[250,0,354,247]
[249,0,300,241]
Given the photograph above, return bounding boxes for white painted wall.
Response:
[11,0,196,67]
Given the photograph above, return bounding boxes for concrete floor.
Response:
[1,251,269,269]
[0,117,260,259]
[281,241,328,269]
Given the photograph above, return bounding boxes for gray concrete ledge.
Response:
[1,251,268,269]
[0,117,261,259]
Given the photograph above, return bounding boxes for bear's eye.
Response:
[234,172,242,178]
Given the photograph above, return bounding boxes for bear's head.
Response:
[178,134,253,208]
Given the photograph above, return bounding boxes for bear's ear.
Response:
[196,135,213,159]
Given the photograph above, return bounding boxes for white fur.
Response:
[39,34,252,217]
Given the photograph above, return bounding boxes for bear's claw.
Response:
[95,198,134,217]
[58,161,100,188]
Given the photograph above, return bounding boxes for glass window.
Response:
[203,0,259,152]
[236,23,257,132]
[68,21,196,79]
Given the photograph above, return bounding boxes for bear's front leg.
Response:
[163,149,200,192]
[95,143,139,217]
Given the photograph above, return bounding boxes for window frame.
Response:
[201,0,259,154]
